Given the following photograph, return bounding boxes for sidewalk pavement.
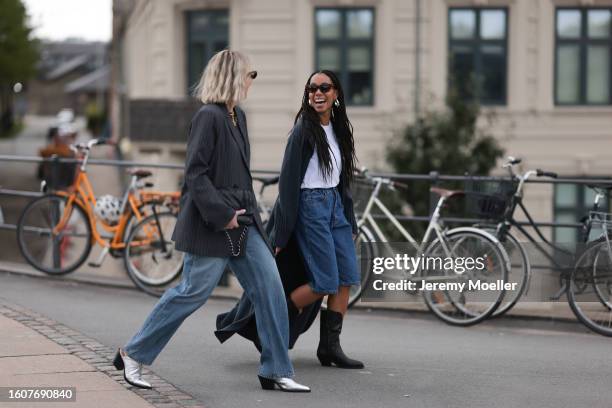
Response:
[0,299,206,408]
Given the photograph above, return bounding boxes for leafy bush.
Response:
[385,89,505,237]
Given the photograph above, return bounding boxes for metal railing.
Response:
[1,155,611,232]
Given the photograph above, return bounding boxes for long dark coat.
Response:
[215,116,358,348]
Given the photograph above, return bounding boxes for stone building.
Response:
[111,0,612,242]
[27,41,109,116]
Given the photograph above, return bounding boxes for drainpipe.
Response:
[414,0,421,119]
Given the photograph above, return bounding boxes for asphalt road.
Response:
[0,271,611,408]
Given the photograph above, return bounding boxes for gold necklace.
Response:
[228,110,237,127]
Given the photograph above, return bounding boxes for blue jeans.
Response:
[124,229,294,379]
[295,187,360,294]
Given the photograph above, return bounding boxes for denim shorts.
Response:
[294,187,360,294]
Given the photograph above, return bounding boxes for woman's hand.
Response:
[225,209,246,230]
[275,247,282,255]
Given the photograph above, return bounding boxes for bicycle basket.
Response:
[40,156,77,190]
[351,175,376,214]
[588,211,612,234]
[463,178,517,221]
[464,192,509,221]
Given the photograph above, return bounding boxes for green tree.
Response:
[0,0,38,133]
[386,88,505,235]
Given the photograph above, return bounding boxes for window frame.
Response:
[185,9,230,94]
[447,7,509,106]
[314,7,376,107]
[553,181,609,243]
[554,7,612,106]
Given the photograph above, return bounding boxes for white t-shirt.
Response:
[301,123,342,189]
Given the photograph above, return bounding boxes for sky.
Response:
[22,0,112,42]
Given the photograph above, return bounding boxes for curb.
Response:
[0,261,586,328]
[0,262,244,302]
[0,298,208,408]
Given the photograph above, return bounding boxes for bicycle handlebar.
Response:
[70,138,107,152]
[503,156,522,167]
[536,169,558,179]
[355,168,406,190]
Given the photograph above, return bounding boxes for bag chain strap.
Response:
[224,225,249,257]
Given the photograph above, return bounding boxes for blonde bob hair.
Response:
[194,49,251,106]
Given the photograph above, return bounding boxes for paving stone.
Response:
[0,301,205,408]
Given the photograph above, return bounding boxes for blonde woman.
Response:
[114,50,310,393]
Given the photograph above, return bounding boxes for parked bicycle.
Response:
[477,157,612,326]
[470,157,559,317]
[16,138,183,297]
[350,169,510,326]
[567,192,612,336]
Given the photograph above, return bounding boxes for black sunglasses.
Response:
[306,83,335,94]
[248,71,258,79]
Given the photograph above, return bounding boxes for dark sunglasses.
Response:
[248,71,258,79]
[306,83,335,94]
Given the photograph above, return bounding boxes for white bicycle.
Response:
[350,169,510,326]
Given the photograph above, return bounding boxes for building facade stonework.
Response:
[112,0,612,238]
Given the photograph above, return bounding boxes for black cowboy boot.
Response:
[317,309,364,369]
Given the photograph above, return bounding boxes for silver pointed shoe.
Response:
[113,348,152,389]
[258,375,311,393]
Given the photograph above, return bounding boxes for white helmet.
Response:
[94,195,122,225]
[56,108,74,124]
[57,123,77,137]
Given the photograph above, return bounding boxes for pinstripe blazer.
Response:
[171,103,271,257]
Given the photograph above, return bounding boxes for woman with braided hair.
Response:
[217,70,364,369]
[271,70,364,369]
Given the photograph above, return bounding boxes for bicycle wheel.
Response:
[17,194,92,275]
[421,229,509,326]
[490,231,530,317]
[568,240,612,336]
[321,225,376,309]
[124,211,183,297]
[121,203,171,247]
[592,245,612,310]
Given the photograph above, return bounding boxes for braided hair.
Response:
[293,70,357,184]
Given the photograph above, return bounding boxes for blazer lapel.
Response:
[236,112,250,165]
[226,122,250,176]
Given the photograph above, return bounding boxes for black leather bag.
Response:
[224,214,253,257]
[218,188,256,257]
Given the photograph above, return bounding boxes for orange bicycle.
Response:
[17,138,183,296]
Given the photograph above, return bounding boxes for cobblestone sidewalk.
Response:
[0,298,207,408]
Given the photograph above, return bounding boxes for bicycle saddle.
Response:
[430,187,464,198]
[129,169,153,179]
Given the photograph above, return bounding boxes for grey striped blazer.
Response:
[171,103,270,257]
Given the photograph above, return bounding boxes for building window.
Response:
[314,8,375,106]
[555,8,612,105]
[186,10,229,93]
[554,183,608,243]
[448,8,508,105]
